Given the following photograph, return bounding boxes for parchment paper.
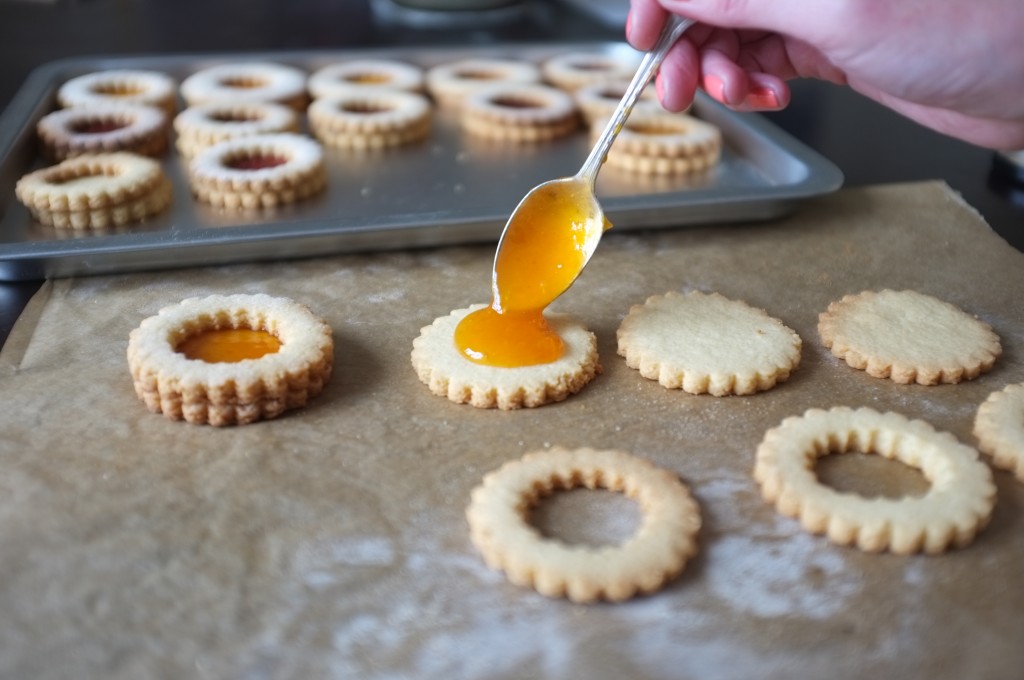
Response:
[1,181,1022,680]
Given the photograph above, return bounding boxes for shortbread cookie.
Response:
[818,289,1001,384]
[599,110,721,175]
[541,51,640,91]
[411,304,600,409]
[57,69,177,114]
[127,293,334,426]
[15,152,172,230]
[36,103,169,160]
[173,101,300,158]
[617,291,801,396]
[754,407,996,554]
[180,62,308,110]
[460,83,579,143]
[308,59,424,99]
[973,382,1024,482]
[574,79,662,123]
[188,133,327,209]
[467,446,701,603]
[426,58,541,108]
[308,90,431,150]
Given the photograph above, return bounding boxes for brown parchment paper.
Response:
[1,181,1022,680]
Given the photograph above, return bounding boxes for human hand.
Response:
[627,0,1024,149]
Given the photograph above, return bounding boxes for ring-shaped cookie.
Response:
[754,407,996,554]
[57,69,178,114]
[426,58,541,108]
[600,111,721,175]
[973,382,1024,482]
[188,133,327,209]
[173,101,300,158]
[308,59,425,99]
[541,51,640,91]
[460,83,579,143]
[36,103,169,161]
[127,293,334,426]
[574,79,662,123]
[411,305,600,409]
[180,62,308,110]
[467,446,701,603]
[15,152,172,229]
[308,90,432,149]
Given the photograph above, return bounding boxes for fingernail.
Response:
[625,9,632,40]
[702,74,727,104]
[745,84,781,109]
[655,72,665,102]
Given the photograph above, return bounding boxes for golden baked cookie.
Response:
[180,62,308,110]
[755,407,996,554]
[425,57,541,108]
[36,103,169,161]
[598,110,721,175]
[459,83,579,143]
[173,101,300,158]
[410,304,600,409]
[127,293,334,426]
[187,133,327,209]
[573,79,662,123]
[308,59,425,99]
[15,152,172,230]
[57,69,178,115]
[818,289,1002,384]
[973,382,1024,482]
[541,51,640,91]
[467,446,701,603]
[308,90,432,150]
[617,291,801,396]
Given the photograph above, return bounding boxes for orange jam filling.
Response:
[177,328,282,363]
[227,155,288,170]
[454,178,608,368]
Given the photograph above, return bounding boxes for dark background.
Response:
[1,0,1021,345]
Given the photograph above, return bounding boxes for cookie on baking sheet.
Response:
[459,83,579,143]
[308,59,425,99]
[187,133,327,210]
[410,304,600,410]
[173,101,301,158]
[541,51,641,92]
[973,382,1024,482]
[180,62,308,110]
[467,446,701,603]
[425,57,541,108]
[57,69,178,115]
[36,103,169,161]
[617,291,801,396]
[818,289,1002,384]
[754,407,996,554]
[127,293,334,426]
[308,90,431,150]
[598,109,721,175]
[15,152,172,230]
[574,79,662,123]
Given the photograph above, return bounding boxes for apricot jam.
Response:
[454,178,607,367]
[177,329,282,363]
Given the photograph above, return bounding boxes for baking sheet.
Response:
[0,43,842,280]
[1,181,1022,679]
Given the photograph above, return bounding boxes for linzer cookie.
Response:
[973,382,1024,482]
[574,79,662,123]
[411,304,600,409]
[599,110,721,175]
[127,293,334,426]
[617,291,801,396]
[818,289,1002,384]
[308,90,431,150]
[541,51,640,91]
[36,103,169,160]
[459,83,579,143]
[173,101,300,158]
[57,69,178,115]
[15,152,171,230]
[467,446,701,603]
[180,62,308,110]
[425,58,541,108]
[308,59,425,99]
[187,133,326,209]
[754,407,996,554]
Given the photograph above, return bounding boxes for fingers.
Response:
[626,0,669,51]
[654,39,701,111]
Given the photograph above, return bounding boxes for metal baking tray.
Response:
[0,44,843,281]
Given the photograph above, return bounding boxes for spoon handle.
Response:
[577,14,696,186]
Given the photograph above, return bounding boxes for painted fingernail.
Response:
[702,74,727,104]
[625,9,633,40]
[745,85,781,109]
[655,72,666,102]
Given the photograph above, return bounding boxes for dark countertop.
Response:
[2,0,1022,346]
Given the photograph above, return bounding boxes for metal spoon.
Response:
[490,15,696,313]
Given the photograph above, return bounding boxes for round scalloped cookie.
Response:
[574,79,662,123]
[36,103,169,161]
[597,110,721,175]
[180,62,308,110]
[173,101,300,158]
[616,291,801,396]
[308,90,432,150]
[754,407,996,554]
[308,59,425,99]
[425,57,541,108]
[541,51,641,91]
[467,446,701,603]
[973,382,1024,482]
[459,83,579,143]
[127,293,334,426]
[818,289,1001,384]
[57,69,178,114]
[411,304,600,409]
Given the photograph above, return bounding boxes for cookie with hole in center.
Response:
[36,103,169,161]
[459,83,579,143]
[308,90,432,150]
